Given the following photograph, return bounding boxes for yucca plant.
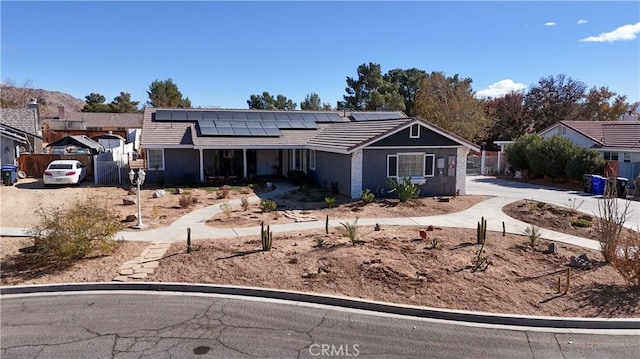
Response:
[387,176,419,202]
[340,217,359,245]
[523,223,541,249]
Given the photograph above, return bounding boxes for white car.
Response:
[43,160,87,186]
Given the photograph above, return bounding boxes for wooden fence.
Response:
[17,154,94,179]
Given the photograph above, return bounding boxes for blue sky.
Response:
[2,1,639,109]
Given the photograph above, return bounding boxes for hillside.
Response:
[0,84,85,118]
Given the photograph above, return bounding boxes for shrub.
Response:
[530,135,577,180]
[216,185,231,199]
[219,202,233,220]
[566,148,605,181]
[536,201,546,208]
[178,194,197,208]
[240,197,250,211]
[522,223,541,249]
[340,218,359,245]
[325,196,336,208]
[260,198,277,212]
[28,198,123,262]
[387,176,419,202]
[374,223,381,231]
[361,189,375,204]
[595,181,630,263]
[505,134,542,173]
[571,218,592,228]
[287,170,311,187]
[610,230,640,288]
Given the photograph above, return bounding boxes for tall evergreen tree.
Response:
[146,78,191,108]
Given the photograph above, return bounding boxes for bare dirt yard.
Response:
[1,178,638,318]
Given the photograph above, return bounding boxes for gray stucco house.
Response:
[140,108,479,198]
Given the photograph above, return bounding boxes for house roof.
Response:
[45,112,143,129]
[0,108,41,136]
[556,121,640,149]
[46,135,105,153]
[307,119,412,152]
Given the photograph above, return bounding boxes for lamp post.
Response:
[128,168,146,229]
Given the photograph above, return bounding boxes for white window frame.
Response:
[424,154,435,177]
[292,149,302,171]
[603,151,619,161]
[387,154,398,178]
[309,149,316,170]
[623,152,631,163]
[409,124,420,138]
[387,152,434,183]
[146,149,165,170]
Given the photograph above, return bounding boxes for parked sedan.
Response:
[43,160,87,186]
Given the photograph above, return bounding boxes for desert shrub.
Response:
[240,197,250,211]
[566,147,605,181]
[610,230,640,288]
[595,181,630,263]
[260,198,277,212]
[523,223,541,249]
[325,196,336,208]
[536,201,546,208]
[340,218,359,245]
[287,170,311,187]
[531,135,577,180]
[571,218,592,228]
[178,194,197,208]
[28,198,123,262]
[387,176,419,202]
[361,189,375,204]
[219,202,233,220]
[374,223,381,231]
[216,185,231,199]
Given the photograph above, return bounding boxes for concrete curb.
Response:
[1,282,638,330]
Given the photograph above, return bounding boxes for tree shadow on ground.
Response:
[1,250,78,284]
[573,283,640,317]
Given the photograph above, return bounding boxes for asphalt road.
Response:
[2,292,638,358]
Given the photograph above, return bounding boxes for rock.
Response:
[569,253,594,269]
[153,189,166,198]
[544,242,558,255]
[175,188,184,194]
[124,214,137,222]
[122,196,136,205]
[127,187,137,195]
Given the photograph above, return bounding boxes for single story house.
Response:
[0,105,44,166]
[46,135,105,155]
[140,108,479,198]
[42,107,143,150]
[539,119,640,179]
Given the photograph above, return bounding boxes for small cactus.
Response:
[477,216,487,244]
[261,221,272,251]
[564,267,571,294]
[502,221,506,237]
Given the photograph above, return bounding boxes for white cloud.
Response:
[577,19,588,25]
[545,22,556,26]
[580,21,640,42]
[476,79,527,99]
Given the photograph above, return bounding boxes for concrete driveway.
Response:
[466,176,640,231]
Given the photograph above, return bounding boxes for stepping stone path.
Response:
[113,242,171,282]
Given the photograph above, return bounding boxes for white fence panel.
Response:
[94,152,125,184]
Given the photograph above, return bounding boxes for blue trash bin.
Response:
[591,175,606,195]
[1,165,18,186]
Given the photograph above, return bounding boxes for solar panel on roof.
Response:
[288,113,303,122]
[233,128,251,136]
[276,120,292,128]
[300,113,317,122]
[325,113,343,122]
[214,120,231,127]
[231,121,248,128]
[202,111,218,120]
[154,110,172,121]
[171,111,188,121]
[198,120,215,128]
[289,120,307,128]
[232,112,248,120]
[246,121,262,128]
[274,113,290,121]
[217,111,233,120]
[217,127,235,135]
[199,127,219,136]
[260,112,277,121]
[246,112,262,120]
[249,128,267,136]
[262,121,277,128]
[302,121,318,129]
[264,128,281,136]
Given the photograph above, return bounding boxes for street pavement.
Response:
[2,292,638,358]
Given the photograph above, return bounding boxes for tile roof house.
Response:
[0,105,44,166]
[42,106,143,149]
[539,119,640,179]
[140,108,479,198]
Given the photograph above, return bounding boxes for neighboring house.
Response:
[46,135,105,155]
[42,106,143,151]
[141,108,478,198]
[539,119,640,179]
[0,104,44,166]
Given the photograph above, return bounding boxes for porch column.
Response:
[480,150,486,175]
[350,149,363,199]
[199,149,204,182]
[242,149,247,178]
[456,148,469,195]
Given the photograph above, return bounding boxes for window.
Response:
[623,152,631,163]
[146,149,164,170]
[292,149,302,170]
[309,150,316,170]
[387,153,434,178]
[603,152,619,161]
[409,124,420,138]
